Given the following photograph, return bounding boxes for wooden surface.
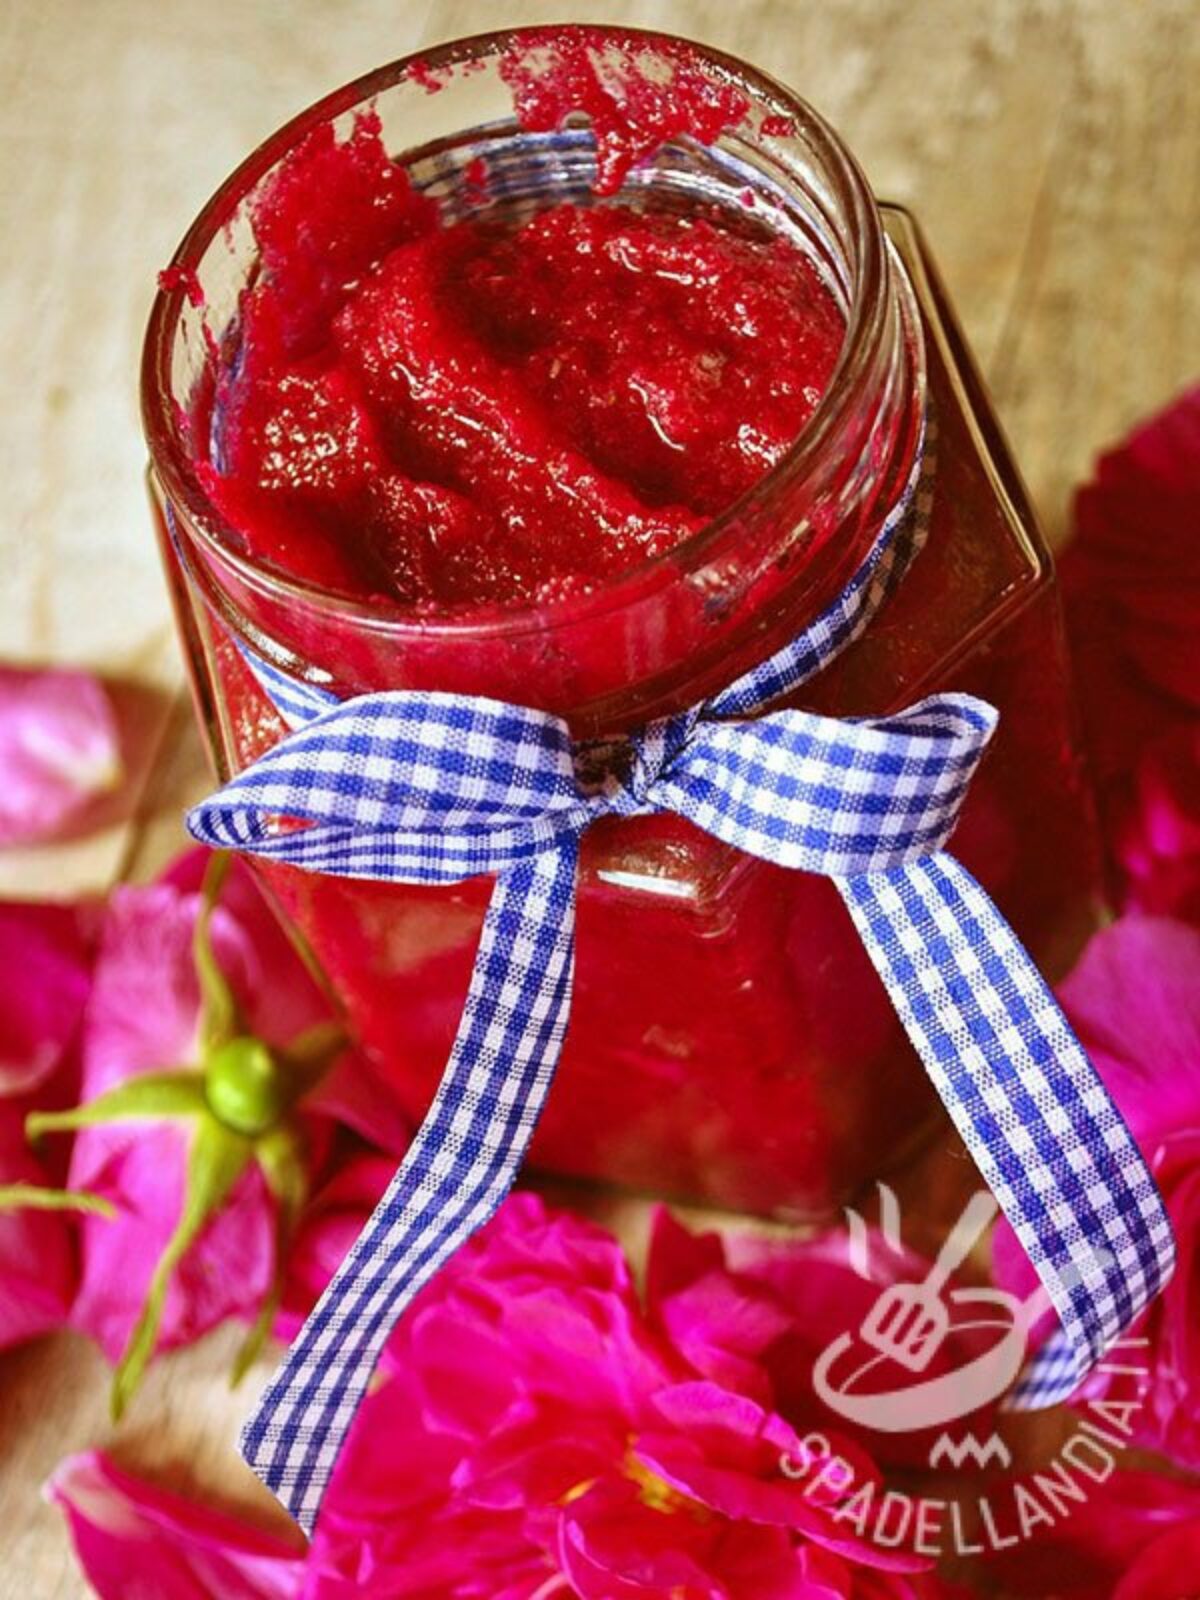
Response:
[2,2,1198,1593]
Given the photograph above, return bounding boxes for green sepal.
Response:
[26,1072,206,1144]
[277,1020,347,1102]
[110,1111,252,1421]
[230,1121,309,1387]
[0,1183,117,1218]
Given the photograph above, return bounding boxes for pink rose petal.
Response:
[0,1103,76,1348]
[48,1450,304,1599]
[69,1124,274,1363]
[1117,724,1200,925]
[1054,917,1200,1144]
[0,665,120,845]
[986,1468,1200,1598]
[0,899,95,1095]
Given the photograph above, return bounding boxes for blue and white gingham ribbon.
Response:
[184,436,1174,1531]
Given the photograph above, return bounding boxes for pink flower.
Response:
[994,917,1200,1470]
[1061,386,1200,910]
[0,899,97,1349]
[305,1195,950,1599]
[47,1450,305,1599]
[0,664,120,845]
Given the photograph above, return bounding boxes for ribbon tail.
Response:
[238,839,579,1533]
[837,853,1175,1408]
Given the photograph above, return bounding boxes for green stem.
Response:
[195,850,239,1052]
[230,1123,308,1386]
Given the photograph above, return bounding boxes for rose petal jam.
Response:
[150,29,1104,1218]
[201,115,844,613]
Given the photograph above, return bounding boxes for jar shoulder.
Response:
[801,205,1053,721]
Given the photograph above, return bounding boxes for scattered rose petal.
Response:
[0,898,95,1348]
[47,1450,304,1599]
[0,665,121,846]
[66,874,276,1361]
[0,1098,76,1349]
[648,1207,999,1471]
[0,898,95,1096]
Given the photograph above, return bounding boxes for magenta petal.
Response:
[646,1205,729,1306]
[1125,1162,1200,1468]
[0,1107,75,1348]
[0,1198,74,1348]
[76,881,206,1108]
[986,1469,1200,1598]
[301,1049,411,1156]
[557,1478,719,1598]
[206,854,344,1044]
[70,1123,274,1362]
[1113,1519,1200,1600]
[65,855,375,1368]
[285,1198,971,1595]
[48,1449,305,1599]
[716,1528,853,1600]
[648,1212,792,1402]
[1056,917,1200,1141]
[456,1423,617,1515]
[79,867,313,1107]
[992,917,1200,1472]
[0,665,120,845]
[279,1154,395,1338]
[0,899,95,1095]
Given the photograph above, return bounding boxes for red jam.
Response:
[200,116,843,614]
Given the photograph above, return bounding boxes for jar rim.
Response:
[142,23,900,648]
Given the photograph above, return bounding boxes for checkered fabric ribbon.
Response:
[184,436,1174,1532]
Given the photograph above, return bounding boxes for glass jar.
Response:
[142,27,1102,1221]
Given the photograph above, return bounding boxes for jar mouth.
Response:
[142,23,912,650]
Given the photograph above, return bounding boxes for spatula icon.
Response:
[858,1191,1000,1373]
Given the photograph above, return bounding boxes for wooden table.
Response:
[2,2,1198,1592]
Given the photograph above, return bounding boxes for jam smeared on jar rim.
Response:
[178,30,845,613]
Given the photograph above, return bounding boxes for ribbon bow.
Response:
[185,438,1174,1532]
